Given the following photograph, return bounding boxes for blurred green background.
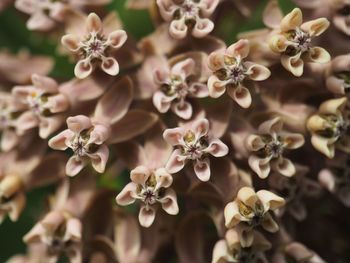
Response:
[0,0,295,261]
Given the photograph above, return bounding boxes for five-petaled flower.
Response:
[24,210,82,263]
[157,0,219,39]
[116,166,179,227]
[224,187,285,245]
[49,115,110,176]
[61,13,127,79]
[207,39,271,108]
[13,74,69,139]
[246,117,305,179]
[153,54,209,119]
[269,8,330,76]
[307,97,350,158]
[163,118,228,181]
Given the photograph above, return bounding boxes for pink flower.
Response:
[157,0,219,39]
[116,166,179,227]
[246,117,305,179]
[13,74,69,139]
[15,0,65,31]
[207,39,271,108]
[153,53,209,119]
[49,115,110,176]
[163,118,228,181]
[61,13,127,79]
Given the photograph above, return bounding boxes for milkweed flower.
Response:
[116,166,179,227]
[224,187,285,245]
[153,52,209,119]
[307,97,349,158]
[13,74,69,139]
[269,8,330,76]
[246,117,305,179]
[163,118,228,181]
[212,228,271,263]
[207,39,271,108]
[156,0,219,39]
[326,54,350,95]
[61,13,127,79]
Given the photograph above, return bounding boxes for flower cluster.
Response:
[0,0,349,262]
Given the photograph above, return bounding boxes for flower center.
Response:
[285,28,312,56]
[26,92,51,117]
[136,173,165,207]
[80,33,107,60]
[257,135,284,159]
[70,129,99,158]
[161,75,189,99]
[215,56,247,85]
[317,114,349,139]
[238,200,265,227]
[181,130,209,160]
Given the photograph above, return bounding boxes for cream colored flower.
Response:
[269,8,330,76]
[224,187,285,245]
[307,97,350,158]
[246,117,305,179]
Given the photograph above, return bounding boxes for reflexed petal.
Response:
[75,59,93,79]
[204,139,228,157]
[272,158,296,177]
[165,149,186,174]
[192,118,210,138]
[192,18,214,38]
[307,47,331,64]
[200,0,219,16]
[256,189,285,211]
[190,82,209,98]
[66,156,86,176]
[1,129,19,152]
[269,34,288,53]
[248,155,271,179]
[319,97,347,115]
[211,240,230,263]
[116,182,137,205]
[88,124,111,145]
[155,168,173,188]
[318,169,336,192]
[208,75,226,98]
[90,144,109,173]
[310,134,335,158]
[207,51,225,71]
[258,117,283,134]
[280,8,303,32]
[130,165,151,185]
[169,19,188,39]
[86,13,102,33]
[246,135,265,152]
[61,34,80,52]
[245,62,271,81]
[171,101,193,120]
[227,85,252,108]
[237,187,258,208]
[48,129,74,150]
[101,57,119,76]
[171,58,195,77]
[301,18,329,37]
[16,111,38,135]
[262,0,283,29]
[153,91,173,113]
[138,205,156,227]
[107,30,127,49]
[193,158,211,181]
[226,39,250,59]
[64,218,82,241]
[27,11,55,31]
[159,188,179,215]
[67,115,92,133]
[31,74,58,93]
[224,201,242,228]
[163,127,184,146]
[281,53,304,77]
[281,133,305,149]
[326,76,346,95]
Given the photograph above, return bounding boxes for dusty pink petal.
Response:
[101,57,119,76]
[39,115,64,139]
[107,30,127,48]
[163,127,184,146]
[153,67,170,84]
[262,0,283,29]
[11,86,35,102]
[88,124,110,145]
[171,58,195,77]
[86,13,102,33]
[31,74,58,93]
[41,210,65,233]
[192,118,209,139]
[155,168,173,188]
[23,223,45,243]
[64,218,82,241]
[281,133,305,149]
[208,75,226,98]
[67,115,92,133]
[307,47,331,64]
[130,165,151,185]
[74,59,93,79]
[138,205,156,227]
[171,101,193,120]
[48,129,74,150]
[61,34,80,52]
[246,135,265,152]
[226,39,250,59]
[165,149,186,174]
[1,129,19,152]
[193,158,211,181]
[258,117,283,134]
[156,0,177,20]
[116,182,137,205]
[204,139,228,157]
[190,82,209,98]
[159,188,179,215]
[108,110,158,144]
[90,144,109,173]
[94,76,133,124]
[248,155,271,179]
[300,18,330,37]
[46,94,69,113]
[245,62,271,81]
[153,91,173,113]
[16,111,38,135]
[192,18,214,38]
[227,85,252,108]
[66,156,86,176]
[27,12,55,31]
[207,51,225,71]
[169,19,188,39]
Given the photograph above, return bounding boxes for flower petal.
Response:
[86,13,102,33]
[74,59,93,79]
[138,205,156,227]
[280,8,303,32]
[193,158,211,182]
[116,182,137,206]
[107,30,127,49]
[165,149,186,174]
[61,34,80,52]
[101,57,119,76]
[66,156,86,176]
[192,18,214,38]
